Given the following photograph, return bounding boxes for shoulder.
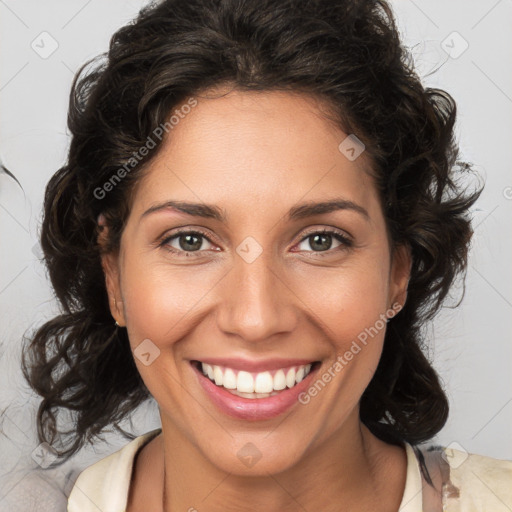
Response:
[67,428,162,512]
[445,445,512,510]
[419,443,512,511]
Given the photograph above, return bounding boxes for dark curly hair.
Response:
[22,0,482,464]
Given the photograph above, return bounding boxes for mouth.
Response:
[192,360,318,398]
[190,359,321,420]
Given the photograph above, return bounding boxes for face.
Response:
[101,88,410,476]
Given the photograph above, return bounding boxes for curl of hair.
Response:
[22,0,482,463]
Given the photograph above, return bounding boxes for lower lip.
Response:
[192,362,319,421]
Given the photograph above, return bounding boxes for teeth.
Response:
[273,369,286,390]
[199,362,314,396]
[254,371,273,393]
[223,368,237,389]
[237,371,254,393]
[285,368,296,388]
[213,366,223,386]
[230,389,280,399]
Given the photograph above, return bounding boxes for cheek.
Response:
[120,257,222,347]
[290,255,391,402]
[292,256,390,342]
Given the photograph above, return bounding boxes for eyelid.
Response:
[297,225,353,242]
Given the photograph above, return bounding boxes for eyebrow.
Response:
[140,198,369,222]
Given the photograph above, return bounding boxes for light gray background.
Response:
[1,0,511,507]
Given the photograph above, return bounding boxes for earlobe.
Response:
[113,297,124,327]
[97,217,126,326]
[390,244,412,311]
[102,252,126,327]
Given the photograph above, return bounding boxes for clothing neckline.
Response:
[68,428,423,511]
[398,442,423,510]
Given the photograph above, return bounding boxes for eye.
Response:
[158,227,353,258]
[159,229,219,257]
[294,228,353,255]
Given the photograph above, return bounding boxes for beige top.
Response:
[67,429,512,512]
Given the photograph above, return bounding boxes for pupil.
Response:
[311,234,331,251]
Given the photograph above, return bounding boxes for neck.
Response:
[157,411,406,512]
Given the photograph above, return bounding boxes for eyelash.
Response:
[158,227,353,258]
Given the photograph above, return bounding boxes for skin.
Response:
[100,88,411,511]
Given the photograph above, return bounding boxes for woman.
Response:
[22,0,511,510]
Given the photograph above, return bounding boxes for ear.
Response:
[97,214,126,326]
[388,243,411,313]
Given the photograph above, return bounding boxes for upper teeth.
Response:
[200,362,313,393]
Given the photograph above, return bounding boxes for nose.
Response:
[214,247,298,344]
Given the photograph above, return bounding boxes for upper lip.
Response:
[192,357,318,373]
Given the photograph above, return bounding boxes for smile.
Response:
[198,361,314,398]
[191,359,321,420]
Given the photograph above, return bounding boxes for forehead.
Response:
[131,89,380,223]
